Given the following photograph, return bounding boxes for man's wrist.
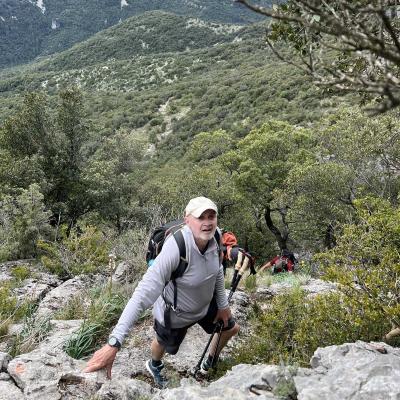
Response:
[108,336,122,350]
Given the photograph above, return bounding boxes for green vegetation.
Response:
[0,184,52,261]
[63,285,130,359]
[10,265,31,282]
[8,314,52,357]
[317,197,400,343]
[38,11,254,71]
[216,196,400,371]
[0,281,42,349]
[1,4,400,372]
[38,225,111,278]
[216,286,388,373]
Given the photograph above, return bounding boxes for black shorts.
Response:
[153,297,236,355]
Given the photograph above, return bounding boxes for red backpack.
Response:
[221,231,238,261]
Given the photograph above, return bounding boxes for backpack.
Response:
[146,219,185,266]
[221,231,238,262]
[146,218,221,330]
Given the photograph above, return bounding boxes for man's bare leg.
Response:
[209,322,240,360]
[147,338,168,388]
[151,338,166,361]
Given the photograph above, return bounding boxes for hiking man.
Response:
[259,249,296,273]
[84,196,240,387]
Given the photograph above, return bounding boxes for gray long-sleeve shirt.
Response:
[111,225,228,344]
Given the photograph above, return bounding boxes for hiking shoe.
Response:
[145,360,168,388]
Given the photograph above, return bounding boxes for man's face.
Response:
[185,209,217,243]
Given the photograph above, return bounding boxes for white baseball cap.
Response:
[185,196,218,218]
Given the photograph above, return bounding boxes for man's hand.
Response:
[215,307,232,328]
[83,344,118,379]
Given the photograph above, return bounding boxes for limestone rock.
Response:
[95,377,155,399]
[154,364,283,400]
[295,341,400,400]
[0,373,25,400]
[111,261,134,285]
[256,278,336,299]
[36,274,106,319]
[0,352,11,371]
[12,271,62,303]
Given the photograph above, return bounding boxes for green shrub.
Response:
[0,184,52,261]
[8,315,52,357]
[316,197,400,342]
[63,285,129,359]
[293,292,388,362]
[227,287,389,369]
[38,225,111,278]
[0,285,17,319]
[10,265,31,282]
[244,274,257,292]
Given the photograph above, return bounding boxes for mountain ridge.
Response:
[0,0,277,69]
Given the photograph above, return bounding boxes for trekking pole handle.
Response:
[239,256,250,275]
[235,249,243,270]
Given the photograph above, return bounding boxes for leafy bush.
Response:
[0,184,52,261]
[10,265,31,282]
[38,225,111,278]
[316,197,400,342]
[0,284,32,322]
[227,287,388,369]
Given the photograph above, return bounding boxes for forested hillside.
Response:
[0,12,329,148]
[0,0,277,68]
[0,8,363,258]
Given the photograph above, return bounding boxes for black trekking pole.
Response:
[192,320,224,378]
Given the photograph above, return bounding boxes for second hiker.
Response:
[259,249,297,274]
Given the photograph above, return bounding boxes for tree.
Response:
[0,93,52,193]
[0,184,52,260]
[316,197,400,341]
[83,129,145,232]
[284,162,356,250]
[237,0,400,113]
[226,120,316,250]
[284,106,400,250]
[0,88,96,231]
[52,87,90,229]
[0,92,51,158]
[316,106,400,201]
